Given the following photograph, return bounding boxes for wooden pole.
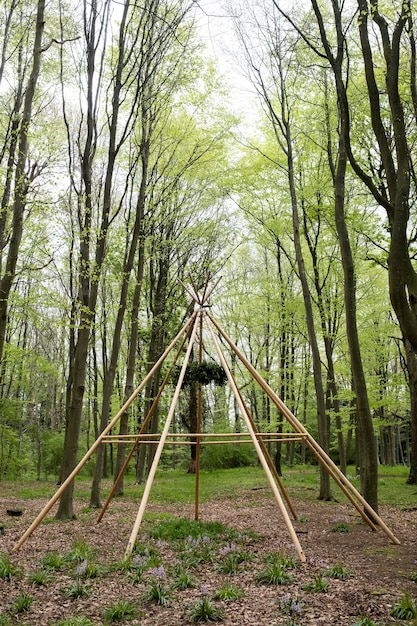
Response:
[124,312,200,558]
[194,312,204,521]
[97,325,194,523]
[200,276,222,306]
[13,312,197,552]
[199,273,212,304]
[205,314,306,563]
[236,386,298,521]
[207,312,400,545]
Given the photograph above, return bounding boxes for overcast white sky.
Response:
[192,0,258,117]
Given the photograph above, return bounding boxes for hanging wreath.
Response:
[171,360,227,387]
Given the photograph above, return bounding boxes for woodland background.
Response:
[0,0,416,516]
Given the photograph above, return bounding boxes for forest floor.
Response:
[0,482,417,625]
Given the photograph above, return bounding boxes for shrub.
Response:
[201,442,256,470]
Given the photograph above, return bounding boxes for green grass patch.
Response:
[103,599,136,623]
[323,562,354,580]
[145,517,234,542]
[0,553,20,580]
[2,464,416,509]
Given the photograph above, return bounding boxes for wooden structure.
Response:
[13,276,400,562]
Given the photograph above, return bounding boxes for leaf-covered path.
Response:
[1,485,416,625]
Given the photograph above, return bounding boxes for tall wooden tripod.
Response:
[13,277,400,561]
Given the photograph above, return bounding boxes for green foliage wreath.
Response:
[171,361,227,387]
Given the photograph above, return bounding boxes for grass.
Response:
[2,464,416,508]
[302,573,329,592]
[213,581,244,601]
[27,569,54,585]
[188,594,224,623]
[256,562,294,585]
[10,592,33,614]
[39,551,67,571]
[146,517,233,541]
[323,562,354,580]
[390,592,417,620]
[0,553,20,580]
[103,599,136,623]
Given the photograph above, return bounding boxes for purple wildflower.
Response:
[219,543,238,556]
[149,565,166,579]
[132,555,147,569]
[76,559,88,577]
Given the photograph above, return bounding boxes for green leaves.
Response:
[171,361,227,387]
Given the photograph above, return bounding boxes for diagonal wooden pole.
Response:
[13,312,198,552]
[178,277,199,304]
[194,311,204,521]
[204,314,306,563]
[97,324,194,523]
[207,312,400,545]
[199,272,212,304]
[124,311,200,558]
[200,276,222,306]
[235,385,298,521]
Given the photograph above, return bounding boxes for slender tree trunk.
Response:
[90,166,147,507]
[113,232,146,495]
[287,138,331,499]
[0,0,45,364]
[405,338,417,484]
[334,148,378,510]
[305,0,379,510]
[56,0,105,519]
[302,188,346,475]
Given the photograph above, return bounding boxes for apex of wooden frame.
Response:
[178,273,222,308]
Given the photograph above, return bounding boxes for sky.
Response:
[192,0,258,119]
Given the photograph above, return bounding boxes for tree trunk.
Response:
[405,338,417,484]
[90,155,147,507]
[113,233,146,495]
[0,0,45,364]
[286,127,331,499]
[56,0,105,520]
[306,0,378,511]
